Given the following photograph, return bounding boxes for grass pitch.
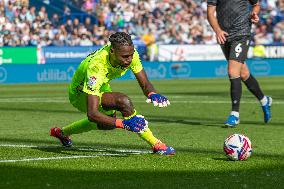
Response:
[0,77,283,189]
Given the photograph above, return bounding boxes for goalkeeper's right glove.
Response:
[115,115,148,133]
[146,92,170,107]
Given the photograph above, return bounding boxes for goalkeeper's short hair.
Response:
[109,32,133,49]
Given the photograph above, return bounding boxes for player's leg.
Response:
[225,59,242,127]
[241,64,272,123]
[223,37,252,127]
[241,64,263,100]
[62,93,117,135]
[220,41,241,127]
[50,92,91,147]
[101,92,175,155]
[50,84,114,146]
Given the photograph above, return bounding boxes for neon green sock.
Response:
[138,128,159,147]
[62,118,97,136]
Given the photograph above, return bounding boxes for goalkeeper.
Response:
[50,32,175,155]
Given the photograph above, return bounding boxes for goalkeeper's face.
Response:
[111,45,134,69]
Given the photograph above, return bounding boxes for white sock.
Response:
[260,96,267,106]
[230,111,239,118]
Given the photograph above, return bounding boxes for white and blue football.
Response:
[224,134,252,161]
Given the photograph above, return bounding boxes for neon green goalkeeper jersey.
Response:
[69,44,143,97]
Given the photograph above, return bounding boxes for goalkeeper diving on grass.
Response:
[50,32,175,155]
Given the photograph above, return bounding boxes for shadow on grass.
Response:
[2,105,283,127]
[144,115,284,127]
[212,157,230,161]
[0,161,283,189]
[0,106,79,114]
[1,138,284,160]
[1,105,282,127]
[165,91,228,97]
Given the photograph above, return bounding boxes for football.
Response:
[224,134,252,161]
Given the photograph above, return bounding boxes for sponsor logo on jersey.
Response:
[87,76,97,91]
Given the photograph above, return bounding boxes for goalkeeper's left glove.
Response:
[146,92,170,107]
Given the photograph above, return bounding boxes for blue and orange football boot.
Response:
[153,141,175,155]
[50,127,72,147]
[262,96,272,123]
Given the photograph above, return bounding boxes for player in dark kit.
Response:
[207,0,272,127]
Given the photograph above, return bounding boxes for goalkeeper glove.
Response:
[116,115,148,133]
[146,92,170,107]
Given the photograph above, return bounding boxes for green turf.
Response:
[0,77,283,189]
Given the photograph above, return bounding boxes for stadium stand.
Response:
[0,0,283,47]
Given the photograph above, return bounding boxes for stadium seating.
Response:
[0,0,283,47]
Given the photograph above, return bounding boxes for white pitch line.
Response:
[77,147,151,154]
[0,144,37,148]
[0,144,152,163]
[0,154,124,163]
[0,144,152,154]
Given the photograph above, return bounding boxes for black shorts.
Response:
[220,36,250,63]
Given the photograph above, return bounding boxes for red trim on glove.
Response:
[115,119,123,128]
[147,92,156,97]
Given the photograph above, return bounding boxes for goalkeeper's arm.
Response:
[134,69,170,107]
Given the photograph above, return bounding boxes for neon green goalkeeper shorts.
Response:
[68,83,115,116]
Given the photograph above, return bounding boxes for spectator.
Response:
[83,0,95,14]
[51,13,60,28]
[142,30,158,61]
[73,18,80,31]
[79,33,93,46]
[84,17,93,32]
[26,6,36,23]
[4,3,14,22]
[52,33,64,46]
[63,5,71,18]
[65,19,73,33]
[38,6,46,20]
[273,20,284,43]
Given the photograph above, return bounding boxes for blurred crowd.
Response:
[0,0,284,47]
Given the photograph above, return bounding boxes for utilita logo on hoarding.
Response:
[144,64,167,79]
[37,66,76,82]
